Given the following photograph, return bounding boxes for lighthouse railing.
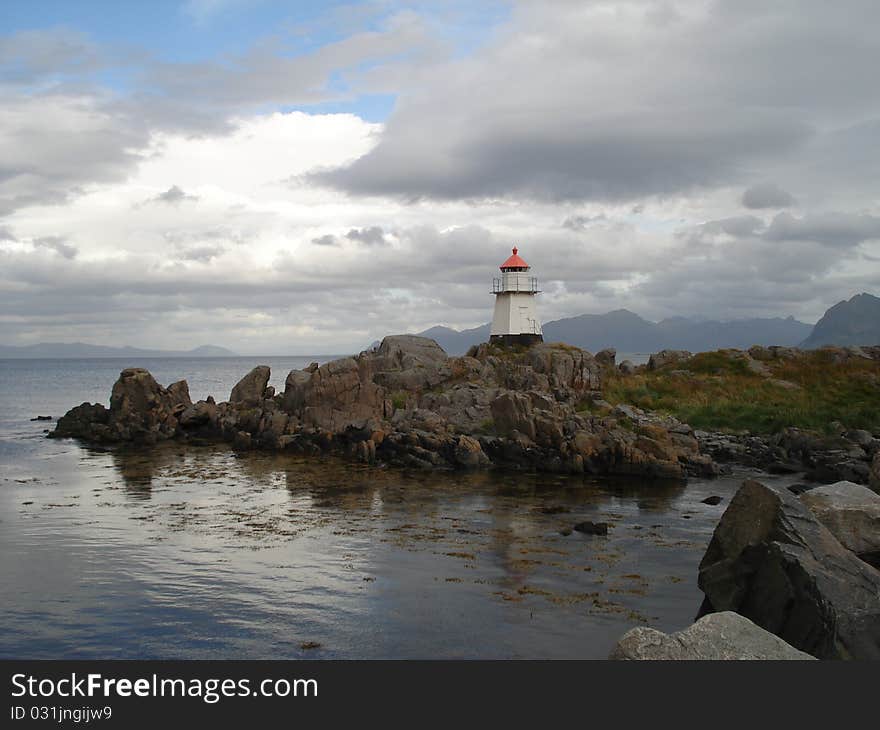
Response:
[492,276,541,293]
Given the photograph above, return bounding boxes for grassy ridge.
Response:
[603,349,880,434]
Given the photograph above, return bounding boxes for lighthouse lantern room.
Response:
[490,246,543,347]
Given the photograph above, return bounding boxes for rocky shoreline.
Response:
[49,335,880,489]
[613,477,880,660]
[47,335,880,659]
[49,335,719,480]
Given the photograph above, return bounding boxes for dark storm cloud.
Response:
[678,215,765,247]
[315,1,880,203]
[763,212,880,247]
[316,114,809,202]
[741,183,795,210]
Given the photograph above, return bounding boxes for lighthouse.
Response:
[490,246,543,347]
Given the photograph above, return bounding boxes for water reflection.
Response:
[1,437,764,659]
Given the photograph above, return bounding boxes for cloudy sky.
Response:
[1,0,879,354]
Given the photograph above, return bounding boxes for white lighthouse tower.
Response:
[490,246,543,347]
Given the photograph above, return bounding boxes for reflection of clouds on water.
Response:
[2,436,753,658]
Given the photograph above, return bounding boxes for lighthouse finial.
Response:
[512,246,518,255]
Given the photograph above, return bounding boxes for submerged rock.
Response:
[697,479,880,660]
[610,611,815,660]
[573,520,609,535]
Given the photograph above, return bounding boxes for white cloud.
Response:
[1,1,880,352]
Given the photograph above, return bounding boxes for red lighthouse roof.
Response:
[499,246,529,270]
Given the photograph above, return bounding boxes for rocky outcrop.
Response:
[647,349,691,370]
[872,451,880,490]
[229,365,271,405]
[610,611,815,660]
[52,402,109,439]
[51,368,192,444]
[697,426,880,487]
[50,336,718,479]
[697,479,880,660]
[801,481,880,568]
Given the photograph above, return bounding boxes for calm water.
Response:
[0,357,788,659]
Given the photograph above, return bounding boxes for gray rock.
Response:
[801,481,880,568]
[845,429,875,447]
[647,349,692,370]
[610,611,815,660]
[281,369,311,413]
[453,435,490,469]
[595,348,616,367]
[618,359,636,375]
[697,479,880,659]
[745,357,771,376]
[229,365,271,405]
[179,400,218,428]
[374,334,447,366]
[50,402,109,440]
[490,391,535,440]
[105,368,191,442]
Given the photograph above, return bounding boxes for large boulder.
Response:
[370,335,451,392]
[50,402,110,440]
[281,369,311,413]
[610,611,815,660]
[801,481,880,568]
[697,479,880,659]
[300,357,386,430]
[595,348,616,368]
[51,370,190,443]
[525,343,601,394]
[229,365,271,405]
[452,435,490,469]
[648,349,692,370]
[490,391,535,440]
[107,368,191,442]
[373,334,447,366]
[178,400,218,429]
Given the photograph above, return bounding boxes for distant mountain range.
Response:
[800,293,880,348]
[418,311,813,355]
[416,297,880,355]
[0,343,238,359]
[416,310,815,355]
[5,293,877,360]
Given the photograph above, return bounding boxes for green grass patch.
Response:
[390,391,407,410]
[604,350,880,434]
